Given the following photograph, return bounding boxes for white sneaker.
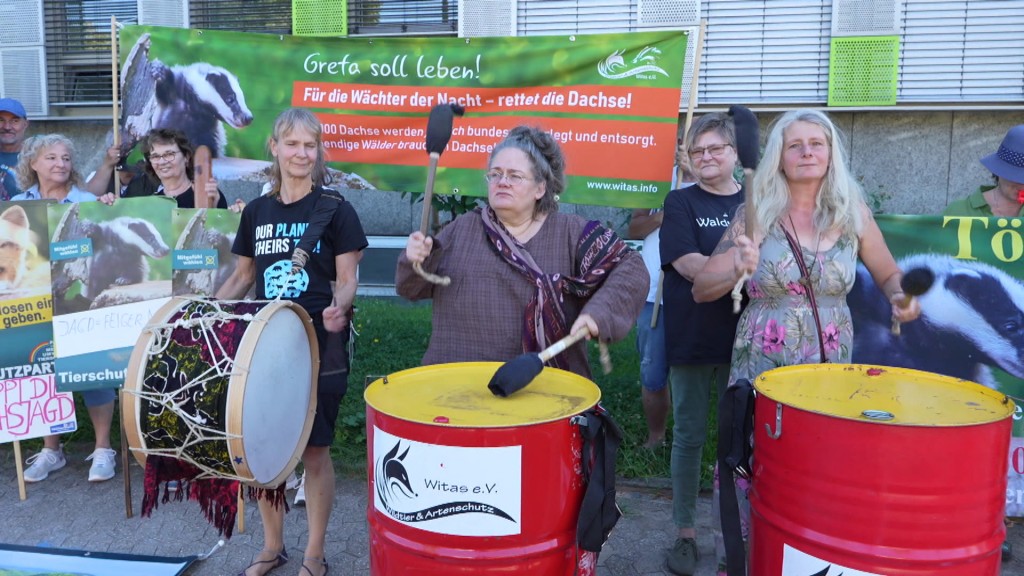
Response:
[294,473,306,507]
[24,447,66,483]
[285,470,301,491]
[86,448,117,482]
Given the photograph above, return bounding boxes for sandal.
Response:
[301,556,329,576]
[238,548,288,576]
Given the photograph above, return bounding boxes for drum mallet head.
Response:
[426,103,465,157]
[891,266,935,335]
[488,330,589,397]
[488,353,544,397]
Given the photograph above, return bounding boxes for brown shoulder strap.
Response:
[780,226,828,363]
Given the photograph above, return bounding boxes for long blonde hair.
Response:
[752,109,863,238]
[16,134,84,191]
[266,108,330,196]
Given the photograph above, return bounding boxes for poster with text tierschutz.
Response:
[49,198,173,392]
[0,200,76,442]
[118,26,687,209]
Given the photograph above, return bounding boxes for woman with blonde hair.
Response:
[14,134,117,484]
[217,108,367,576]
[693,109,920,572]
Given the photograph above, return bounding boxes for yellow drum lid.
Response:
[754,364,1015,426]
[364,362,601,428]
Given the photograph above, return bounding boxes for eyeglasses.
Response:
[688,144,732,161]
[485,170,533,186]
[149,150,180,163]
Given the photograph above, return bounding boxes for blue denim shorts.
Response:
[635,302,668,392]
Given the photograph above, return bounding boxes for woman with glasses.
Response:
[12,134,118,485]
[396,125,647,377]
[658,112,747,576]
[133,128,229,209]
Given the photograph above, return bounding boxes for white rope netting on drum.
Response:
[132,297,265,483]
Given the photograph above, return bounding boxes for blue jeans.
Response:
[81,387,116,407]
[635,302,668,392]
[670,363,729,529]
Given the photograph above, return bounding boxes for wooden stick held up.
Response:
[411,103,465,286]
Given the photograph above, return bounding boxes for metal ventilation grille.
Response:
[1,0,45,45]
[832,0,902,36]
[43,0,136,106]
[189,0,292,34]
[293,0,348,37]
[348,0,457,37]
[828,36,900,106]
[138,0,188,28]
[0,48,48,116]
[678,26,698,111]
[638,0,699,28]
[459,0,517,37]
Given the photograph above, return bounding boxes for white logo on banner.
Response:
[782,544,883,576]
[372,427,521,537]
[597,46,669,80]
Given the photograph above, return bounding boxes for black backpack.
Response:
[576,404,623,553]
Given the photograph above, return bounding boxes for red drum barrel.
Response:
[364,363,601,575]
[750,364,1014,575]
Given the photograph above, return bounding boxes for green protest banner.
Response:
[118,26,687,208]
[0,200,76,442]
[848,214,1024,517]
[49,198,173,391]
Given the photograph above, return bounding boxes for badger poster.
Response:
[117,25,686,209]
[171,208,242,297]
[0,201,76,442]
[847,214,1024,517]
[49,197,173,391]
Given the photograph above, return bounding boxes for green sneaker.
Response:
[666,537,698,576]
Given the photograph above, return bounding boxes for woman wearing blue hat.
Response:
[944,124,1024,218]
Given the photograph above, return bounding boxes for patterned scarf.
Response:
[481,206,631,370]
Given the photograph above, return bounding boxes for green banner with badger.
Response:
[847,214,1024,517]
[117,25,687,209]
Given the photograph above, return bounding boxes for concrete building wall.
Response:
[29,109,1024,238]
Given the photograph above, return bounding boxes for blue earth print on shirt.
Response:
[264,259,310,298]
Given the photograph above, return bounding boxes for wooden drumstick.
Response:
[727,104,761,314]
[13,440,27,500]
[412,103,464,286]
[193,145,212,210]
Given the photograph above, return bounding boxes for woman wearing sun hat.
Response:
[944,124,1024,218]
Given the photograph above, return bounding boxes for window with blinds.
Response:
[348,0,457,36]
[899,0,1024,103]
[189,0,292,34]
[43,0,137,106]
[700,0,831,105]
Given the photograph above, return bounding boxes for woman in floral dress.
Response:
[693,109,921,573]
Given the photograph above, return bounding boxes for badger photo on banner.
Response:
[0,201,76,442]
[117,25,686,209]
[846,214,1024,517]
[49,197,173,391]
[171,208,242,298]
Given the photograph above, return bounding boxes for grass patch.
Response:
[34,297,718,487]
[342,297,719,486]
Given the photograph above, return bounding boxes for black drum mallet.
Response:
[412,102,465,286]
[488,330,590,397]
[891,266,934,335]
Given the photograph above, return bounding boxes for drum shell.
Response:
[365,363,598,575]
[749,364,1012,576]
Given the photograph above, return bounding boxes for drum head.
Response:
[754,364,1015,426]
[228,300,318,486]
[364,362,600,428]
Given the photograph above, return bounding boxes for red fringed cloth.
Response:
[141,456,288,538]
